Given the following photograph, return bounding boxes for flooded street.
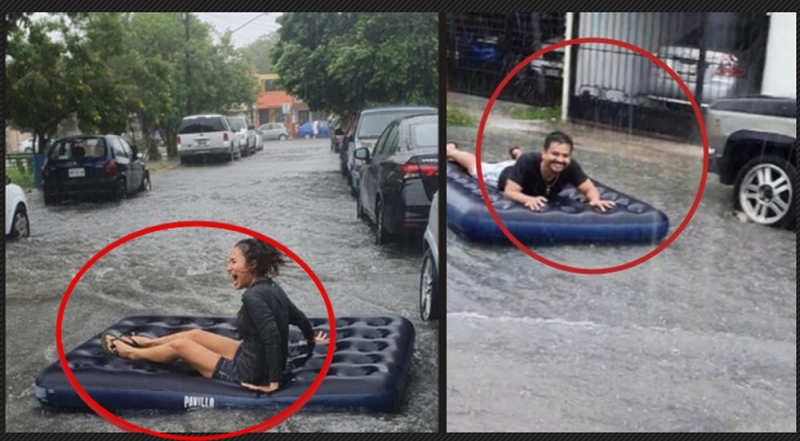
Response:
[446,116,796,432]
[6,139,438,433]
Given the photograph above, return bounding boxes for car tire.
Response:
[356,194,365,220]
[8,206,30,239]
[115,178,127,201]
[419,249,438,321]
[303,134,311,139]
[375,199,392,245]
[139,172,152,192]
[44,191,57,206]
[733,155,795,229]
[279,135,287,141]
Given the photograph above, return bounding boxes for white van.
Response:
[176,114,240,164]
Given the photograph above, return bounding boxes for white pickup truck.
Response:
[706,96,796,229]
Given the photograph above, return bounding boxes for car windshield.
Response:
[412,122,438,148]
[48,137,106,161]
[178,117,226,134]
[357,110,434,138]
[228,118,247,131]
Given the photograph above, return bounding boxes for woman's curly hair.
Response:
[235,238,287,278]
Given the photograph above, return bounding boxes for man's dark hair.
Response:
[543,131,573,152]
[508,146,521,157]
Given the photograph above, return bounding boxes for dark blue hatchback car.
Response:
[42,135,151,205]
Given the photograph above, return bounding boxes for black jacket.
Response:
[235,279,315,383]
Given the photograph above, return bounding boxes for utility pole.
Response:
[185,12,192,115]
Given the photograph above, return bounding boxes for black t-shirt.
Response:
[236,279,316,383]
[506,152,589,199]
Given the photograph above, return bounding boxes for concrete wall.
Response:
[761,13,796,98]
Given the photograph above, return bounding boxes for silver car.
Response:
[257,122,289,142]
[648,46,742,105]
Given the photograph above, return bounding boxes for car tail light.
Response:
[223,133,229,142]
[716,65,743,77]
[399,163,438,180]
[105,161,118,177]
[176,136,181,145]
[41,164,49,178]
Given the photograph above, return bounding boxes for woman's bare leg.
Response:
[446,143,478,175]
[108,336,222,379]
[124,329,240,360]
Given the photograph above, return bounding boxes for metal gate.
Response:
[447,13,567,107]
[566,12,771,142]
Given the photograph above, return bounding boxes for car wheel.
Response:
[303,134,311,139]
[115,178,127,201]
[139,172,152,192]
[44,191,57,206]
[356,194,365,220]
[279,135,287,141]
[733,155,795,229]
[419,249,438,321]
[375,199,392,245]
[8,207,30,239]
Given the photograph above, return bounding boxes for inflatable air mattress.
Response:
[447,163,669,243]
[34,315,414,413]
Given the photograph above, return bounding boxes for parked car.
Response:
[42,135,151,204]
[227,116,256,157]
[177,114,239,164]
[257,122,289,142]
[355,113,439,244]
[19,137,37,153]
[419,190,439,321]
[346,106,438,197]
[296,120,330,139]
[5,176,30,239]
[707,96,795,229]
[648,45,742,105]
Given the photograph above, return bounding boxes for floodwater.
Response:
[446,119,796,432]
[5,139,438,433]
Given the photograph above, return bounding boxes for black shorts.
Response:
[212,345,244,384]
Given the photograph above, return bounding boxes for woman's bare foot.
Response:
[104,334,136,359]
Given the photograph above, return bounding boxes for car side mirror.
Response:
[137,152,143,160]
[353,147,370,161]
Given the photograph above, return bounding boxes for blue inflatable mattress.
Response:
[34,315,415,413]
[446,163,669,243]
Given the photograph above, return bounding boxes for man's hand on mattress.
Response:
[523,196,548,211]
[313,331,329,343]
[241,381,280,393]
[588,199,616,212]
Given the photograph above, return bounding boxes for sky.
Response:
[194,13,282,48]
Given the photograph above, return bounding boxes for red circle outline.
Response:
[474,37,709,274]
[55,221,337,438]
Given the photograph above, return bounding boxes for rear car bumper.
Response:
[44,177,119,198]
[178,145,230,157]
[384,182,436,234]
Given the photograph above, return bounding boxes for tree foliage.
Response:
[5,12,261,158]
[243,33,278,74]
[272,13,438,115]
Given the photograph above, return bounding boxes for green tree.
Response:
[244,33,278,74]
[272,13,438,115]
[5,19,76,153]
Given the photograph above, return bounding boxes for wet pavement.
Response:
[446,94,796,432]
[5,138,438,433]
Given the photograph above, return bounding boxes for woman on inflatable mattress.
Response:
[101,238,329,393]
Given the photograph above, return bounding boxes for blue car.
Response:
[42,135,151,204]
[296,121,330,139]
